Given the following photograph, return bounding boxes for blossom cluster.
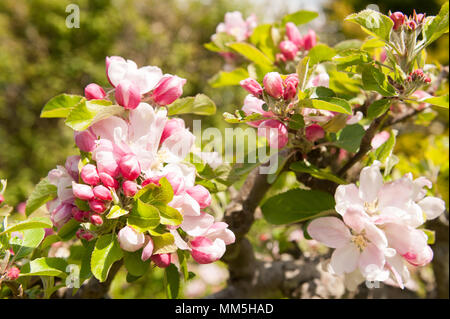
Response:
[277,22,316,63]
[307,161,446,290]
[46,57,235,268]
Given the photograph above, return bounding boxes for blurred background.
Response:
[0,0,448,298]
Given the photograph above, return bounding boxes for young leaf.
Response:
[422,2,449,47]
[127,199,160,232]
[367,98,392,119]
[164,263,180,299]
[290,161,347,185]
[65,99,124,131]
[167,94,216,116]
[156,204,183,226]
[208,68,249,88]
[0,217,52,235]
[307,44,337,65]
[40,94,85,118]
[345,9,394,42]
[25,179,57,216]
[106,205,129,219]
[334,124,366,153]
[152,233,177,255]
[300,97,352,115]
[20,257,68,278]
[296,56,310,91]
[281,10,319,25]
[57,219,80,241]
[91,234,123,282]
[11,228,46,260]
[123,251,151,277]
[420,95,449,109]
[261,188,335,225]
[362,64,396,97]
[227,42,274,67]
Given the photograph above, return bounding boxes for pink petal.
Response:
[307,217,352,248]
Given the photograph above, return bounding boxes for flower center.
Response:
[364,199,379,215]
[351,234,368,251]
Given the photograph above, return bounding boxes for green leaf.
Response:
[156,204,183,226]
[106,205,129,219]
[205,32,236,52]
[307,44,337,65]
[25,179,57,216]
[11,228,45,260]
[164,263,180,299]
[281,10,319,25]
[420,95,449,109]
[227,42,274,67]
[41,234,60,250]
[57,219,80,241]
[65,99,124,131]
[296,56,310,91]
[136,177,174,205]
[422,2,449,47]
[335,124,366,153]
[91,234,123,282]
[288,114,305,130]
[249,24,277,61]
[223,112,264,124]
[152,233,177,255]
[127,199,160,232]
[1,217,52,235]
[177,250,189,280]
[374,130,395,163]
[299,97,352,115]
[208,68,249,88]
[423,229,436,245]
[80,240,96,283]
[167,94,216,116]
[367,98,392,119]
[261,189,335,225]
[20,257,68,277]
[334,49,373,70]
[334,39,363,51]
[40,94,85,118]
[362,64,396,97]
[345,9,394,42]
[290,161,347,184]
[123,251,150,277]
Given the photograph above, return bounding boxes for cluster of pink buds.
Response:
[407,69,432,83]
[241,72,300,102]
[390,10,426,32]
[277,23,317,62]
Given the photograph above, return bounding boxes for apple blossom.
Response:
[122,180,138,197]
[6,267,20,281]
[51,202,74,228]
[302,30,317,51]
[390,12,405,30]
[93,185,112,201]
[89,214,104,226]
[74,129,97,153]
[141,236,154,261]
[186,185,211,209]
[72,182,94,201]
[118,226,145,252]
[115,79,141,110]
[258,119,288,149]
[279,40,298,60]
[305,124,325,142]
[285,22,303,48]
[214,11,256,42]
[99,172,119,189]
[160,118,185,144]
[119,154,141,180]
[190,236,226,264]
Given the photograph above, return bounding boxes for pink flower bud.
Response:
[186,185,212,209]
[283,74,299,100]
[65,155,81,181]
[72,182,94,200]
[76,229,95,241]
[89,214,104,226]
[0,194,4,204]
[118,226,145,252]
[141,236,154,261]
[407,20,417,31]
[371,131,390,149]
[390,12,405,30]
[51,202,74,228]
[151,75,186,106]
[119,154,141,180]
[279,40,298,60]
[93,185,112,201]
[160,118,185,144]
[275,53,287,64]
[89,199,107,214]
[305,124,325,142]
[240,78,263,96]
[415,12,425,24]
[302,30,316,51]
[115,79,141,110]
[151,253,172,268]
[122,180,138,197]
[84,83,106,100]
[190,236,225,264]
[263,72,284,99]
[105,56,125,85]
[258,120,288,149]
[81,164,100,186]
[74,129,97,153]
[72,207,87,222]
[286,22,303,48]
[99,172,119,189]
[7,267,20,280]
[142,176,161,187]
